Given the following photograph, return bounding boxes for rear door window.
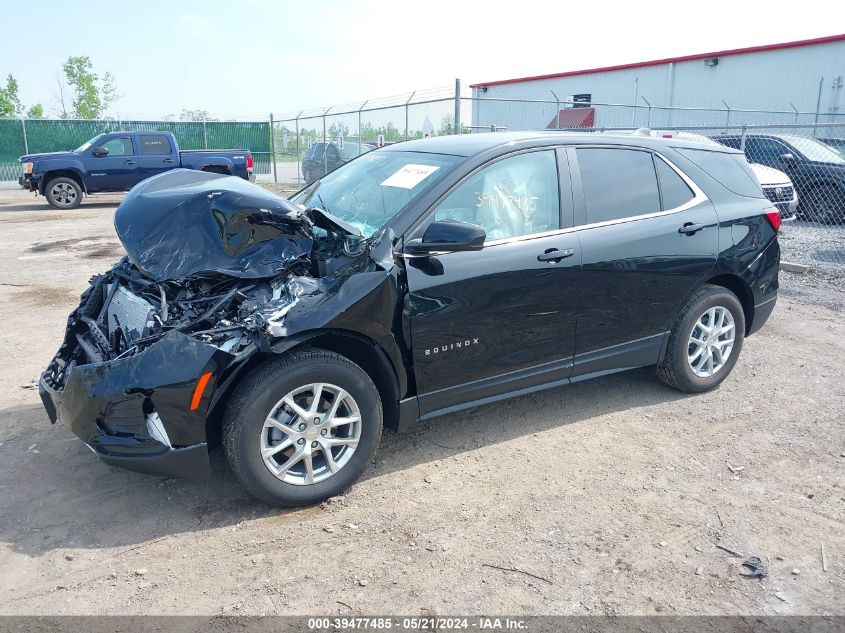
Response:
[576,148,660,223]
[139,135,173,156]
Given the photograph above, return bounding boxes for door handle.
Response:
[123,160,136,166]
[163,158,177,164]
[537,248,575,262]
[678,222,715,235]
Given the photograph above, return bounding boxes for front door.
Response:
[405,149,582,416]
[88,136,137,191]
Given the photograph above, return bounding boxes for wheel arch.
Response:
[41,169,87,194]
[201,164,232,175]
[703,273,754,335]
[205,329,403,448]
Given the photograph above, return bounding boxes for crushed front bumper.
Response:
[39,330,235,481]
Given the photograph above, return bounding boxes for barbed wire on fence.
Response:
[2,83,844,277]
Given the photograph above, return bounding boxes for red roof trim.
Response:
[470,33,845,88]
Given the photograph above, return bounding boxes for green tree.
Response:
[0,74,23,117]
[378,122,403,142]
[26,103,45,119]
[61,56,118,118]
[437,115,455,136]
[328,122,349,139]
[180,109,217,122]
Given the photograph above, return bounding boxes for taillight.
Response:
[764,207,782,232]
[246,155,254,170]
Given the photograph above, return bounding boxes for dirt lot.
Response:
[0,189,842,616]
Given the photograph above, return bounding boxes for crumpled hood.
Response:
[114,169,313,282]
[20,151,76,162]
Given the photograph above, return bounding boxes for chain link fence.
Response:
[0,118,272,181]
[0,85,842,282]
[269,86,845,282]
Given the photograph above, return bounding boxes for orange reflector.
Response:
[190,371,213,411]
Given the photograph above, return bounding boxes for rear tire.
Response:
[44,177,82,209]
[223,349,382,507]
[657,285,745,393]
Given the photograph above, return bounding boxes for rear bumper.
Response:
[39,330,234,481]
[748,296,777,336]
[746,238,780,336]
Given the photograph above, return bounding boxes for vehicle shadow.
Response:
[0,368,689,557]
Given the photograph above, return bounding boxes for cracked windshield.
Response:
[292,150,461,237]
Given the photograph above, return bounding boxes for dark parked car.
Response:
[817,137,845,157]
[40,134,780,507]
[715,133,845,224]
[302,141,373,184]
[19,131,254,209]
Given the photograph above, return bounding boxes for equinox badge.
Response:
[425,338,480,356]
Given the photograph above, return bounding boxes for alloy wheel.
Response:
[260,383,361,485]
[50,182,78,207]
[687,306,736,378]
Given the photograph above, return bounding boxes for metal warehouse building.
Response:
[470,34,845,131]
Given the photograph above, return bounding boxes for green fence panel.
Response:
[0,118,271,181]
[0,119,26,181]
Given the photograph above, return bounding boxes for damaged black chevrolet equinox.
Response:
[40,132,781,506]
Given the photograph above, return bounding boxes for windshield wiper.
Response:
[317,193,330,215]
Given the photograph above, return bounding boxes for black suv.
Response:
[40,134,781,507]
[302,141,373,184]
[716,133,845,224]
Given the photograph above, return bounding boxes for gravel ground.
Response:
[779,220,845,279]
[0,189,843,616]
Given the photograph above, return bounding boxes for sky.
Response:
[0,0,840,120]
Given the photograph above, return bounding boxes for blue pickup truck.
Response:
[19,131,255,209]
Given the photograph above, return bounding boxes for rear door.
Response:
[405,148,583,415]
[570,146,718,376]
[137,134,178,181]
[87,135,137,191]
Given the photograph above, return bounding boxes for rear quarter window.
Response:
[674,148,764,198]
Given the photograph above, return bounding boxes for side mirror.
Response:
[779,152,795,163]
[404,220,486,256]
[93,146,109,157]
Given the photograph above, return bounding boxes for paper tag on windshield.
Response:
[380,164,439,189]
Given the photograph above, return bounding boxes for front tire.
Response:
[223,349,383,507]
[657,285,745,393]
[44,176,82,209]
